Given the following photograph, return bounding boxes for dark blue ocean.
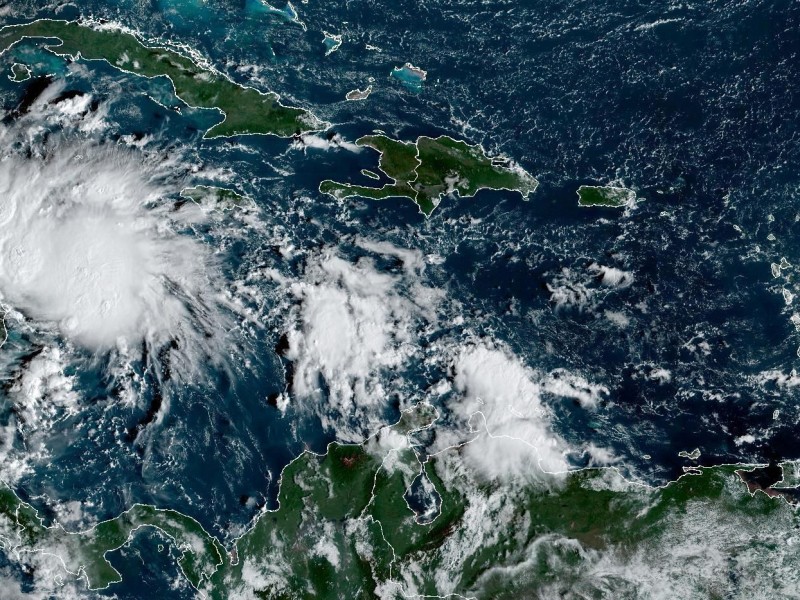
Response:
[0,0,799,596]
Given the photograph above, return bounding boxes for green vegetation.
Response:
[576,184,634,207]
[9,62,31,82]
[0,19,320,137]
[319,134,538,216]
[2,413,798,598]
[383,461,800,598]
[205,403,441,598]
[180,185,248,209]
[775,460,800,489]
[209,444,382,599]
[0,484,223,590]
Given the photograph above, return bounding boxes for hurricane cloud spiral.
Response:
[0,125,235,379]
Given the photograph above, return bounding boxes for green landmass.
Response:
[180,185,248,209]
[774,460,800,489]
[2,402,799,597]
[9,62,31,82]
[0,19,320,138]
[319,134,538,216]
[576,184,634,207]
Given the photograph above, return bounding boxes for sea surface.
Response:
[0,0,798,596]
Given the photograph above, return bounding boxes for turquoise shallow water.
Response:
[0,0,799,595]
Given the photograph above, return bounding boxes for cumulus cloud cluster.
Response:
[423,341,616,482]
[547,262,635,312]
[275,240,615,474]
[291,132,362,153]
[0,75,624,506]
[7,346,78,433]
[280,242,439,439]
[451,344,572,478]
[0,86,248,390]
[0,140,215,350]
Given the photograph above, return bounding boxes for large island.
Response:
[0,19,321,138]
[319,134,539,216]
[576,184,635,208]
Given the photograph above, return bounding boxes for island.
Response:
[179,185,249,209]
[8,62,31,82]
[322,31,342,55]
[319,134,539,216]
[345,85,372,101]
[678,448,702,460]
[390,62,427,91]
[576,184,635,208]
[0,19,321,138]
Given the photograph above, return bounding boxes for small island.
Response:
[322,31,342,55]
[319,134,538,216]
[576,184,635,208]
[678,448,702,460]
[0,19,321,138]
[180,185,248,209]
[8,62,31,82]
[345,85,372,101]
[390,62,427,91]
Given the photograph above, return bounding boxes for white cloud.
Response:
[451,344,571,479]
[604,310,630,327]
[0,140,200,349]
[312,523,341,568]
[753,369,800,389]
[589,263,634,288]
[648,367,672,384]
[235,554,290,599]
[356,238,426,274]
[584,443,619,466]
[0,129,245,384]
[369,426,411,454]
[546,267,594,311]
[7,346,79,432]
[291,133,362,153]
[543,370,609,410]
[281,243,438,439]
[9,78,108,135]
[547,263,635,313]
[734,434,756,446]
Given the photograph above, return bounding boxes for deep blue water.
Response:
[1,0,799,595]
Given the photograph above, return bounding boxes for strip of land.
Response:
[0,489,224,591]
[0,19,321,138]
[180,185,248,208]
